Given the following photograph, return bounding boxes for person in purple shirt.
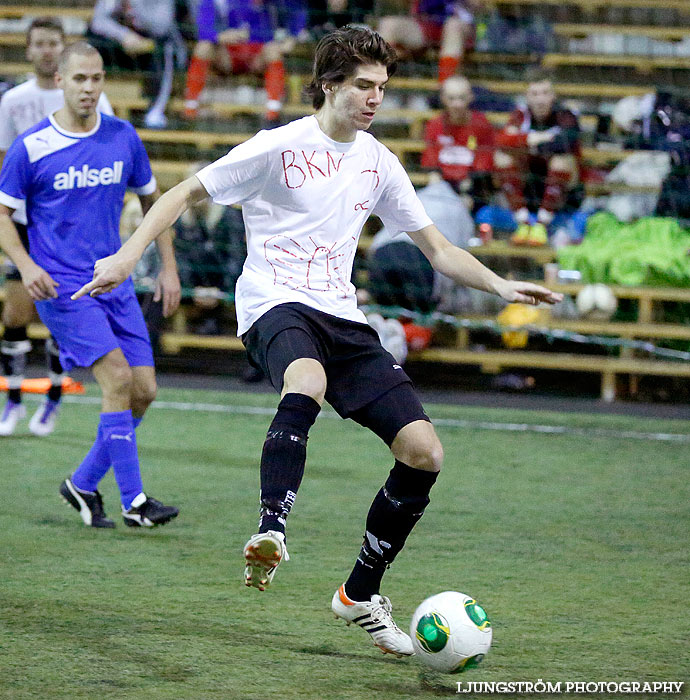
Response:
[0,43,181,529]
[183,0,308,125]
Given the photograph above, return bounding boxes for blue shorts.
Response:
[35,282,154,372]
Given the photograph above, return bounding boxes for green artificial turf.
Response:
[1,387,688,699]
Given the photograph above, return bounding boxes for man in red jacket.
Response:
[421,76,495,214]
[495,72,581,245]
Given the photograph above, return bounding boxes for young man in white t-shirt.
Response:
[74,26,562,657]
[0,17,113,437]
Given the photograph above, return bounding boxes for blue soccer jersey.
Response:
[0,112,156,286]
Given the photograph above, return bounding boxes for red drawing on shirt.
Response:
[264,234,357,298]
[354,168,379,211]
[360,168,380,189]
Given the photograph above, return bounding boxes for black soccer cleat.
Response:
[59,478,115,528]
[122,495,179,528]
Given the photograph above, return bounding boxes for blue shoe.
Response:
[0,400,26,436]
[29,399,60,436]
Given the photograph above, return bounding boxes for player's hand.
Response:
[495,279,563,306]
[154,267,182,318]
[21,263,59,301]
[71,253,134,301]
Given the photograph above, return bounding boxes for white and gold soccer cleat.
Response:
[243,530,289,591]
[331,584,414,657]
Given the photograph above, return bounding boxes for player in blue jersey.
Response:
[0,42,181,529]
[183,0,308,125]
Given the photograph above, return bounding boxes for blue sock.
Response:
[100,410,144,510]
[71,416,145,493]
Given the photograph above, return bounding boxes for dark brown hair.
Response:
[27,17,65,44]
[304,25,397,110]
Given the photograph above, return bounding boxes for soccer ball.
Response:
[410,591,492,673]
[575,284,618,321]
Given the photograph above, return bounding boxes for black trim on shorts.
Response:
[242,302,414,418]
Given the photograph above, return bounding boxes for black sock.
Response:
[1,326,30,404]
[345,461,439,602]
[258,393,321,535]
[46,337,64,402]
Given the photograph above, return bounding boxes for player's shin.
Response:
[345,461,438,601]
[100,409,144,509]
[71,415,143,492]
[1,326,31,404]
[45,337,64,403]
[258,393,320,535]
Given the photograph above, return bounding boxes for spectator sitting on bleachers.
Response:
[495,70,581,246]
[421,75,494,215]
[173,164,247,336]
[88,0,187,129]
[183,0,308,126]
[366,178,474,315]
[378,0,483,83]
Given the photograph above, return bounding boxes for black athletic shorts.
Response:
[242,302,430,439]
[3,223,28,281]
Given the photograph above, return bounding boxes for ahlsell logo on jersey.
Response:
[53,161,124,190]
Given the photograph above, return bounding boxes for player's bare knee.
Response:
[412,438,444,473]
[195,40,214,61]
[392,424,444,473]
[282,359,326,404]
[132,379,157,412]
[262,42,282,62]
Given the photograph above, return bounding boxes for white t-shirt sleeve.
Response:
[195,131,272,206]
[0,95,16,152]
[371,154,433,235]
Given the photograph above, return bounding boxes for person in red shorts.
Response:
[183,0,308,126]
[495,71,582,246]
[421,76,494,214]
[378,0,483,82]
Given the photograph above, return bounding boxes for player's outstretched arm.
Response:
[0,205,59,300]
[408,224,563,306]
[72,175,208,301]
[139,190,181,318]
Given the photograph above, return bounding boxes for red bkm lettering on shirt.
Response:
[281,149,346,188]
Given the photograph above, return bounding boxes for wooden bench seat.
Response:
[553,23,690,40]
[542,54,690,70]
[0,6,93,20]
[409,347,690,401]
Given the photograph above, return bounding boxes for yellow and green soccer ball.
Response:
[410,591,492,673]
